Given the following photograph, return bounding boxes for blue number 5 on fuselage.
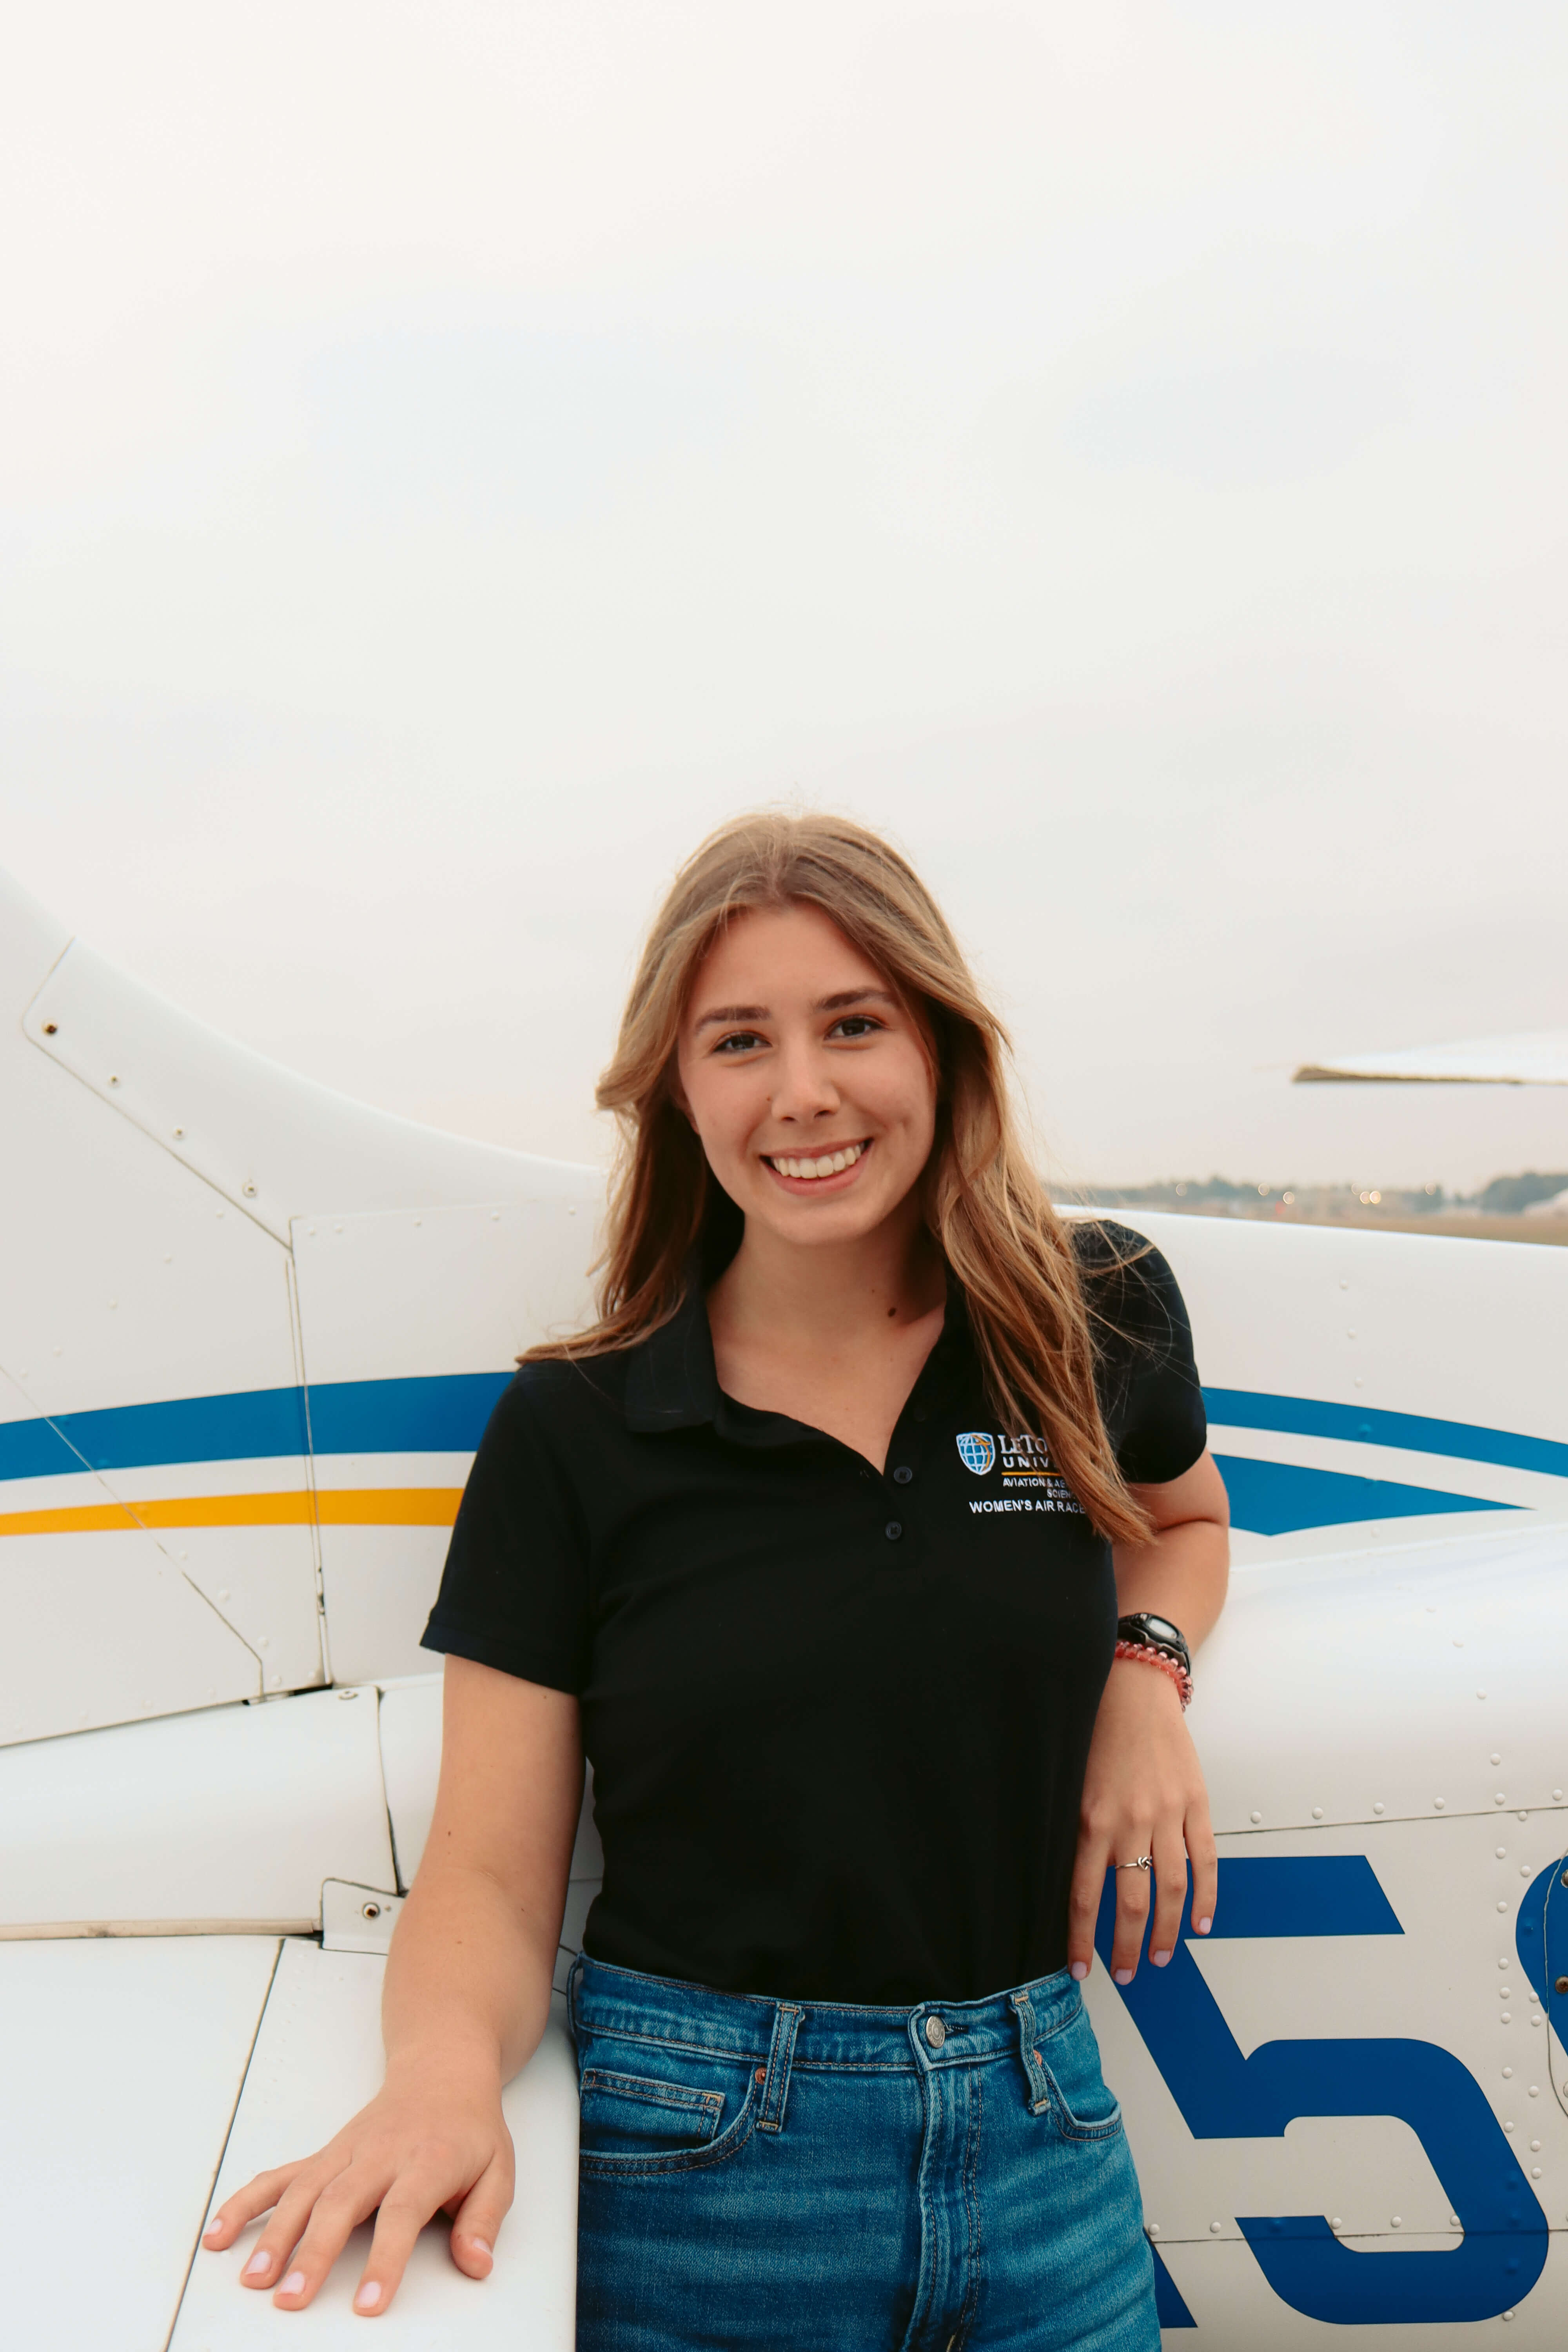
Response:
[1095,1855,1548,2324]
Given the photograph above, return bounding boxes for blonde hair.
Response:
[529,811,1151,1544]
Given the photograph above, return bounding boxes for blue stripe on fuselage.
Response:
[1211,1455,1513,1537]
[0,1378,1560,1537]
[0,1375,510,1480]
[1203,1388,1568,1480]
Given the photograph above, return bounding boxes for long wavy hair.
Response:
[527,811,1151,1544]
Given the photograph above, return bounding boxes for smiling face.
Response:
[675,902,938,1252]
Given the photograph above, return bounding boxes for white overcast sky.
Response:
[4,2,1566,1192]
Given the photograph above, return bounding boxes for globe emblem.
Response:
[956,1431,995,1476]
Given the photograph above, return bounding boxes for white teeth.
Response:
[770,1141,864,1181]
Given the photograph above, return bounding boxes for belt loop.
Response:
[566,1951,584,2036]
[1009,1988,1049,2114]
[757,2001,802,2134]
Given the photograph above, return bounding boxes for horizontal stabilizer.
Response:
[1293,1028,1568,1085]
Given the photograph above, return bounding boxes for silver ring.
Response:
[1114,1855,1153,1872]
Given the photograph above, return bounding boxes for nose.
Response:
[769,1036,840,1126]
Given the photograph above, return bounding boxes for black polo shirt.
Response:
[422,1222,1205,2005]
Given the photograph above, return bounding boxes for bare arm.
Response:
[384,1657,583,2085]
[202,1659,582,2317]
[1109,1446,1229,1648]
[1066,1448,1230,1988]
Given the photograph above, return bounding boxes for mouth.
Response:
[761,1138,873,1187]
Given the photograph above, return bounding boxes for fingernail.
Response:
[355,2281,383,2311]
[1151,1948,1171,1967]
[469,2239,492,2261]
[1196,1915,1212,1935]
[1069,1961,1088,1982]
[279,2271,307,2299]
[1114,1967,1134,1986]
[243,2250,272,2279]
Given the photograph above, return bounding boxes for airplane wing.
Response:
[1293,1029,1568,1084]
[0,1672,590,2348]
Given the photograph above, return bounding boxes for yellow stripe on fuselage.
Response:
[0,1489,464,1537]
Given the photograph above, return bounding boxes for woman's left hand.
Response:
[1066,1656,1216,1984]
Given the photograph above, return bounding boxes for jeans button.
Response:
[892,1465,913,1485]
[924,2014,946,2048]
[885,1520,903,1541]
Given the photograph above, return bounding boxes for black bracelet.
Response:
[1116,1612,1191,1677]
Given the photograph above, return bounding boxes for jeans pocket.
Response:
[577,2044,762,2177]
[1032,2006,1125,2142]
[580,2068,724,2157]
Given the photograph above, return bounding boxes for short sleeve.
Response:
[421,1369,591,1693]
[1076,1223,1208,1488]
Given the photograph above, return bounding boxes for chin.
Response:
[760,1194,891,1243]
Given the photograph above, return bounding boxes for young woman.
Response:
[205,812,1228,2345]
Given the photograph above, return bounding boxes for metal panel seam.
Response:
[370,1686,407,1893]
[0,1918,318,1940]
[0,1395,265,1682]
[21,954,285,1243]
[161,1935,286,2352]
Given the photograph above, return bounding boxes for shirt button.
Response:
[924,2014,946,2048]
[892,1465,913,1485]
[885,1521,903,1542]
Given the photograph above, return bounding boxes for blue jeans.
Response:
[569,1953,1160,2351]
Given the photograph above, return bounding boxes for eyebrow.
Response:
[691,987,898,1035]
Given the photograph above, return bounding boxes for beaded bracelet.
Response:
[1113,1638,1193,1710]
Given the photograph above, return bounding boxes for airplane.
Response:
[1294,1032,1568,1087]
[2,861,1565,2348]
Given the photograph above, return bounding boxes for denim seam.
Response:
[902,2021,940,2352]
[575,2038,1014,2076]
[574,2023,771,2066]
[790,2058,923,2074]
[957,2065,984,2347]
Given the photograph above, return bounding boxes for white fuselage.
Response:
[1,866,1564,2346]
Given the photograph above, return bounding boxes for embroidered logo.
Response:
[958,1428,1086,1515]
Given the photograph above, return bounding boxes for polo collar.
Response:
[622,1282,720,1434]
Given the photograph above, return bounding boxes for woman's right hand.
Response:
[201,2050,515,2317]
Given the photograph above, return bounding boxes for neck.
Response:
[710,1198,946,1353]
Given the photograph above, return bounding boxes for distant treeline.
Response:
[1091,1171,1568,1213]
[1475,1171,1568,1213]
